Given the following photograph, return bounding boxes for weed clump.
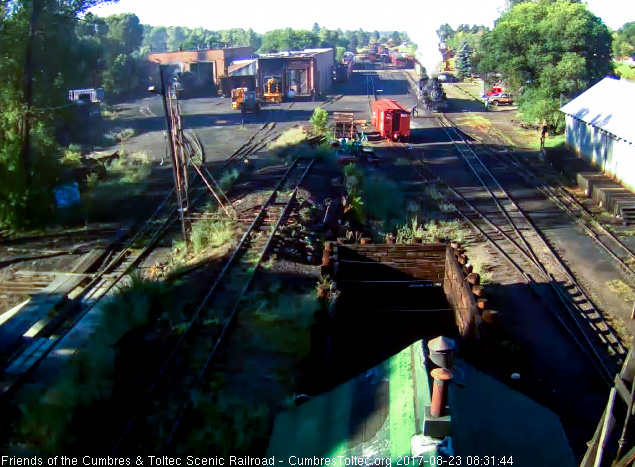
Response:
[108,150,151,183]
[395,217,467,244]
[268,127,308,150]
[190,218,236,253]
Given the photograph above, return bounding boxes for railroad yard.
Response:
[2,61,635,463]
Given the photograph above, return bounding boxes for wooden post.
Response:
[593,387,616,467]
[614,445,635,467]
[616,363,635,461]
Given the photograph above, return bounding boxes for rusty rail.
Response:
[110,158,314,454]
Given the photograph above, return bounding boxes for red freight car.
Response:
[371,99,411,141]
[389,49,406,68]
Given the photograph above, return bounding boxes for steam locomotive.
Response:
[417,75,447,112]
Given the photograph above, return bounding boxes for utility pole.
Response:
[157,67,190,248]
[21,0,40,187]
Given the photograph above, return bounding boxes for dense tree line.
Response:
[436,23,489,73]
[139,23,411,61]
[437,0,617,130]
[613,22,635,58]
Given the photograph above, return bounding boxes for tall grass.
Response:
[218,168,241,192]
[395,217,467,244]
[108,150,151,183]
[268,127,308,150]
[60,144,83,167]
[176,289,316,455]
[363,173,406,230]
[190,218,236,253]
[15,274,182,453]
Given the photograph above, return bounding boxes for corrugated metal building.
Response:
[560,77,635,190]
[148,46,254,88]
[257,48,334,98]
[219,59,258,96]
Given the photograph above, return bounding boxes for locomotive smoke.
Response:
[408,28,442,77]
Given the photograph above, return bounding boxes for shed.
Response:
[560,77,635,191]
[148,46,253,88]
[257,48,334,98]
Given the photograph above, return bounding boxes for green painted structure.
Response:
[268,340,576,467]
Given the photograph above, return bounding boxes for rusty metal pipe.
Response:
[430,368,453,418]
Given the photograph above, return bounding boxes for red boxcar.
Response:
[389,49,406,68]
[371,99,411,141]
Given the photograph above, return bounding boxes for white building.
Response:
[560,77,635,190]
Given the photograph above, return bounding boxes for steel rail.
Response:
[110,158,302,455]
[436,115,625,358]
[400,70,621,375]
[435,117,550,280]
[409,153,615,385]
[473,142,635,279]
[1,121,279,403]
[0,186,216,402]
[162,159,315,449]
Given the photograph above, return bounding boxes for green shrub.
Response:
[108,151,151,183]
[363,173,406,230]
[310,107,329,136]
[218,168,241,192]
[61,145,83,167]
[0,118,61,229]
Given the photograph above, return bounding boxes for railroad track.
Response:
[390,115,625,384]
[464,129,635,283]
[324,94,344,105]
[221,121,279,169]
[0,119,283,404]
[109,157,315,454]
[433,115,626,372]
[0,188,185,400]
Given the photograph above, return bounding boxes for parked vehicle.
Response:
[231,88,261,113]
[263,76,283,103]
[489,93,514,106]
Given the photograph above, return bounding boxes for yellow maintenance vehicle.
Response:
[231,88,261,113]
[262,76,283,103]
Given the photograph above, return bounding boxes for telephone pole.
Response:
[157,66,190,247]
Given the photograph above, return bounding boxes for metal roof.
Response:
[560,77,635,143]
[267,341,576,465]
[258,48,333,59]
[228,58,257,75]
[373,98,410,112]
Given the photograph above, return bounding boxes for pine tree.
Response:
[456,41,472,81]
